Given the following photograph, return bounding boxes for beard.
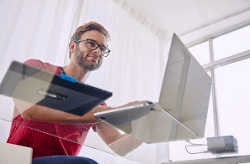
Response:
[74,46,103,71]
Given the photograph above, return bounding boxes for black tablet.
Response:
[0,61,112,116]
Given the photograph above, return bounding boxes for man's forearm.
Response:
[15,99,112,124]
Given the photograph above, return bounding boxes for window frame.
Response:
[190,24,250,137]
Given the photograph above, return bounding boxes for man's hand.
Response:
[114,100,149,109]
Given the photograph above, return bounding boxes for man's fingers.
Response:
[128,100,149,106]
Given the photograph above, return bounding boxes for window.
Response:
[189,41,210,65]
[213,25,250,60]
[215,58,250,155]
[170,24,250,161]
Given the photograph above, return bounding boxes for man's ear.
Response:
[69,42,75,54]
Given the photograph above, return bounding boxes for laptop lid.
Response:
[156,33,212,140]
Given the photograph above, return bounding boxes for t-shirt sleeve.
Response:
[24,59,46,69]
[24,59,58,73]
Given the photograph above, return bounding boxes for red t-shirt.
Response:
[7,59,103,159]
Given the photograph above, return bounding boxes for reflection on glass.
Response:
[214,25,250,60]
[169,78,215,161]
[215,58,250,155]
[189,41,210,65]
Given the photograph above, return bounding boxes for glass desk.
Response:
[163,155,250,164]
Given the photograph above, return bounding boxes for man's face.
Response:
[72,30,106,71]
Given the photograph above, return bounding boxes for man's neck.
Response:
[62,62,88,82]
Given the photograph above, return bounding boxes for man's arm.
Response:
[16,99,148,124]
[15,99,112,124]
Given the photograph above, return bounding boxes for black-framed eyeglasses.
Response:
[75,39,110,57]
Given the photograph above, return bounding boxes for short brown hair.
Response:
[69,22,110,58]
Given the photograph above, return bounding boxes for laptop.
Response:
[0,61,112,116]
[94,33,212,143]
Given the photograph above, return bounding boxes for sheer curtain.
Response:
[0,0,170,163]
[0,0,78,140]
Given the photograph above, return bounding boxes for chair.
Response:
[0,141,33,164]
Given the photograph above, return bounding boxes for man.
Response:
[7,22,146,163]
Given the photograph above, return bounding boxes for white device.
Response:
[207,136,238,154]
[94,102,155,126]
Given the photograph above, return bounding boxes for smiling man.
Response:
[7,22,146,164]
[67,25,108,75]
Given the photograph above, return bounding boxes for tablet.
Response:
[94,103,155,126]
[0,61,112,116]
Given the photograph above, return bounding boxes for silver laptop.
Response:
[94,33,212,143]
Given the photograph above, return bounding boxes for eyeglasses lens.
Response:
[86,40,109,56]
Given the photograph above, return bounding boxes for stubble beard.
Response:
[74,46,103,71]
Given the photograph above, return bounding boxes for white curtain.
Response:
[0,0,170,163]
[0,0,78,140]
